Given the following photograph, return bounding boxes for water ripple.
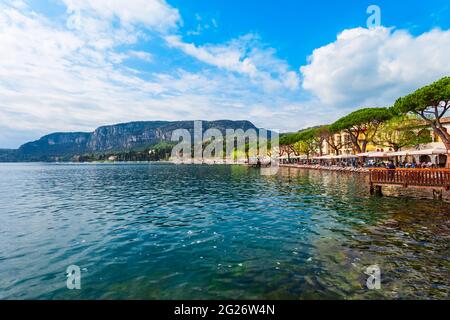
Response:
[0,163,448,299]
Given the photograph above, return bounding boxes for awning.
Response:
[337,154,358,159]
[313,154,358,160]
[356,151,390,158]
[362,148,449,157]
[278,155,307,159]
[406,148,448,156]
[313,155,335,160]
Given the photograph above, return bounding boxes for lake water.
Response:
[0,163,448,299]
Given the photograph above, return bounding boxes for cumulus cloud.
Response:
[301,27,450,109]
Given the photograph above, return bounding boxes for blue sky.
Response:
[1,0,450,148]
[170,0,450,65]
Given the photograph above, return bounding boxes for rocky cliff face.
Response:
[86,121,181,152]
[18,132,91,159]
[9,120,258,161]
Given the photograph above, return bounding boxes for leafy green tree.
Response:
[331,107,393,153]
[392,77,450,153]
[294,129,320,159]
[292,141,313,159]
[308,126,330,156]
[373,115,432,151]
[280,128,322,158]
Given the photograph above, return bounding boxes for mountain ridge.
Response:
[1,120,260,162]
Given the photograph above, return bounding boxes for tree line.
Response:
[72,141,175,162]
[280,77,450,165]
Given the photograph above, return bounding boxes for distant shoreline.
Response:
[0,160,174,165]
[0,161,246,165]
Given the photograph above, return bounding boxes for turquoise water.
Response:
[0,163,448,299]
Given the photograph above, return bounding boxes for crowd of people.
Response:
[367,160,437,169]
[281,158,441,170]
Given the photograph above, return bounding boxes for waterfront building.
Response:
[282,117,450,167]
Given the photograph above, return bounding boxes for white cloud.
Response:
[301,27,450,109]
[0,2,302,148]
[59,0,181,55]
[4,1,450,149]
[109,50,153,64]
[165,34,300,91]
[63,0,180,32]
[165,34,257,75]
[0,3,176,147]
[10,0,27,9]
